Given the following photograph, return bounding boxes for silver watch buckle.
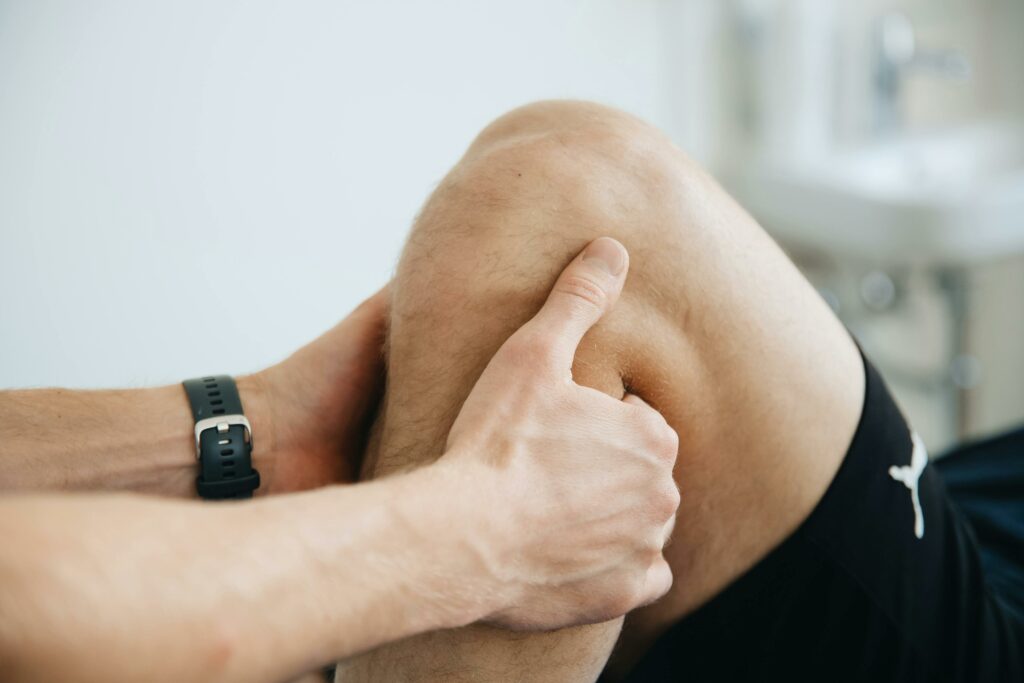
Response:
[194,414,252,460]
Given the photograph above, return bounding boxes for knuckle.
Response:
[650,561,673,600]
[654,483,681,519]
[637,412,677,464]
[658,425,680,463]
[666,483,682,515]
[639,537,664,562]
[639,406,665,433]
[634,409,675,459]
[555,275,608,311]
[628,405,656,434]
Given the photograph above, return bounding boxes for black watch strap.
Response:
[183,375,260,500]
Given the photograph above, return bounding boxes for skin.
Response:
[2,97,866,682]
[0,288,392,497]
[336,100,864,681]
[0,239,679,682]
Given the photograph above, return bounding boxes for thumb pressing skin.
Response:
[527,237,629,369]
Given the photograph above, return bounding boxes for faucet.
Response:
[872,12,971,135]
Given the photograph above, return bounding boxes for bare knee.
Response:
[402,99,717,339]
[458,101,686,222]
[468,100,676,162]
[406,101,705,322]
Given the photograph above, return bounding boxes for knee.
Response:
[417,101,705,290]
[414,101,694,262]
[400,101,708,328]
[469,100,672,162]
[458,101,684,210]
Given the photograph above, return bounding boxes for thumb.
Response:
[526,237,629,368]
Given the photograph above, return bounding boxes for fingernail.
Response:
[582,237,626,276]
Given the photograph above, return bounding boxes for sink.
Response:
[722,122,1024,264]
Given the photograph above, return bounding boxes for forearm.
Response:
[0,464,483,683]
[335,621,622,683]
[0,376,274,497]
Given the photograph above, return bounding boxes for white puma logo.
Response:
[888,431,928,539]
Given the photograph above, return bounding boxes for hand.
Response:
[247,286,390,493]
[440,237,679,630]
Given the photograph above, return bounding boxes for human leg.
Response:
[336,100,864,681]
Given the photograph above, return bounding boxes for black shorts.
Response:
[621,356,1024,682]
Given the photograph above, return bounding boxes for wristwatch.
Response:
[183,375,261,500]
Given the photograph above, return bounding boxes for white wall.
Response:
[0,0,693,389]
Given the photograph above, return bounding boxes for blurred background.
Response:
[1,0,1021,453]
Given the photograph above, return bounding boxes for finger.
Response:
[622,393,672,433]
[525,237,629,368]
[622,393,652,409]
[639,557,674,607]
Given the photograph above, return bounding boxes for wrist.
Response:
[235,372,280,494]
[411,456,512,626]
[396,460,507,629]
[261,467,501,661]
